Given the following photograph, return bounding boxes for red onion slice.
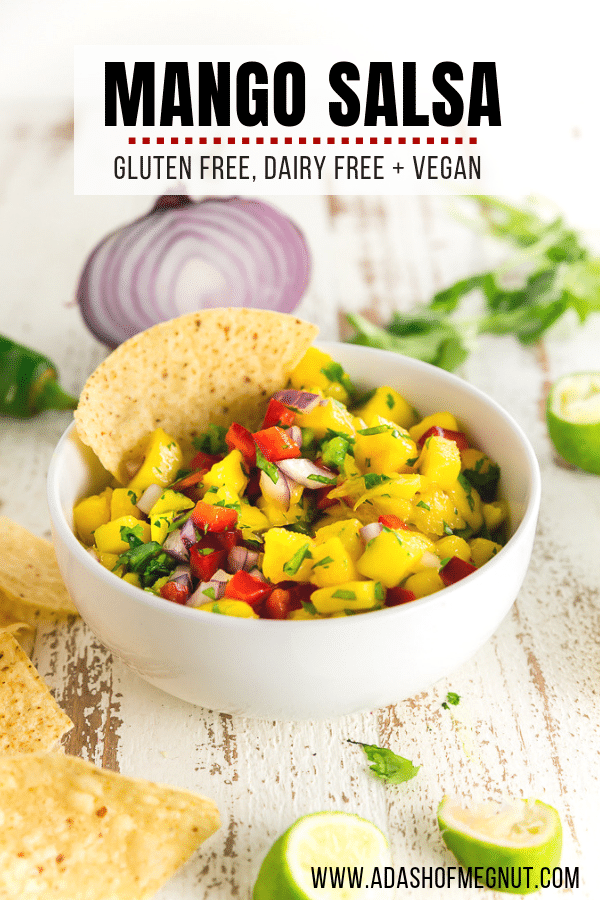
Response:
[162,528,190,562]
[77,195,311,348]
[180,517,199,548]
[259,468,291,510]
[277,458,337,489]
[272,390,321,413]
[136,483,163,515]
[188,579,227,606]
[227,546,260,573]
[360,522,383,543]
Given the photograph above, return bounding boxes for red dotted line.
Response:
[127,136,477,146]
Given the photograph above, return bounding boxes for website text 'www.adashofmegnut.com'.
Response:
[310,865,580,892]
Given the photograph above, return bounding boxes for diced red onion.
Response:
[123,459,142,480]
[272,390,321,413]
[260,468,291,510]
[77,195,311,348]
[248,567,267,583]
[212,568,232,583]
[420,551,442,569]
[167,565,192,594]
[287,425,303,447]
[187,579,226,606]
[137,483,163,515]
[360,522,383,543]
[277,458,336,489]
[162,528,189,562]
[179,517,198,548]
[227,546,259,573]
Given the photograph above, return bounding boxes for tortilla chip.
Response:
[0,753,220,900]
[0,633,73,753]
[0,517,78,625]
[75,308,318,482]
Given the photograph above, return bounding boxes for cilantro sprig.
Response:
[346,196,600,370]
[348,740,420,784]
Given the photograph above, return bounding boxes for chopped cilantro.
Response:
[320,361,356,397]
[256,447,279,484]
[443,521,454,536]
[358,425,390,436]
[192,423,228,456]
[442,691,461,709]
[363,473,391,490]
[202,586,217,600]
[386,392,395,410]
[127,490,137,503]
[438,557,451,568]
[332,589,356,600]
[348,740,420,783]
[406,456,419,466]
[416,500,431,510]
[457,473,476,511]
[312,556,334,569]
[301,600,318,615]
[119,524,144,548]
[307,472,337,485]
[282,543,312,576]
[374,582,385,601]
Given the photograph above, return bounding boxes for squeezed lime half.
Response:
[253,811,389,900]
[438,796,562,894]
[547,372,600,474]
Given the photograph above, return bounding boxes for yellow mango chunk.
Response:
[419,436,461,489]
[295,398,356,440]
[202,449,248,496]
[194,599,259,618]
[290,347,354,404]
[355,386,417,429]
[150,511,176,544]
[237,500,270,543]
[404,569,445,598]
[288,607,323,620]
[407,488,465,537]
[409,412,460,444]
[354,426,418,475]
[94,516,151,554]
[122,572,141,588]
[110,487,142,522]
[310,537,361,588]
[357,529,434,588]
[470,538,503,567]
[434,534,472,563]
[127,428,183,493]
[482,501,509,533]
[262,529,315,583]
[446,476,483,531]
[74,487,112,545]
[97,551,120,572]
[256,496,309,528]
[311,580,384,614]
[149,489,195,517]
[314,518,364,562]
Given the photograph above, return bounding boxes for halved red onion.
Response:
[259,468,291,510]
[277,458,336,489]
[137,483,163,515]
[187,579,227,606]
[272,390,321,413]
[360,522,383,543]
[162,528,189,562]
[77,195,311,348]
[227,546,260,573]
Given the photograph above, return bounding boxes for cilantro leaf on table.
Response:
[348,740,420,784]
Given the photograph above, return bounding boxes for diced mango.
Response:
[237,500,270,542]
[150,511,176,544]
[419,436,461,489]
[314,518,364,562]
[202,449,248,496]
[409,412,460,444]
[355,386,417,429]
[122,572,141,588]
[194,599,259,618]
[262,529,315,583]
[97,551,120,572]
[295,398,356,439]
[446,476,483,531]
[311,580,384,614]
[407,488,465,537]
[110,487,142,522]
[482,501,509,533]
[470,538,503,567]
[290,347,354,404]
[310,537,361,588]
[288,607,323,620]
[354,426,418,475]
[434,534,472,562]
[127,428,183,493]
[94,516,151,554]
[256,496,309,528]
[148,489,195,517]
[73,487,112,545]
[357,529,434,588]
[404,569,445,598]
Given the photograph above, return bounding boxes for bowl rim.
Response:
[48,343,541,632]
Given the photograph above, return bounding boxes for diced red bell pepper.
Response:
[189,541,226,582]
[315,486,338,510]
[191,500,238,532]
[262,398,296,429]
[225,422,256,466]
[215,528,241,551]
[244,471,262,502]
[440,556,478,586]
[264,588,292,619]
[253,426,301,462]
[385,586,416,606]
[378,514,410,530]
[285,581,314,611]
[418,426,470,451]
[224,570,272,607]
[190,449,222,470]
[160,580,191,605]
[171,470,207,492]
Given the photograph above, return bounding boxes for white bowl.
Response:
[48,343,541,720]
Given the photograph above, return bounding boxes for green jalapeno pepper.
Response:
[0,334,78,418]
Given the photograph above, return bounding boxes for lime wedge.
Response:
[547,372,600,474]
[438,796,562,894]
[253,811,389,899]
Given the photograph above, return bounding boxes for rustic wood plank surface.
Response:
[0,100,598,898]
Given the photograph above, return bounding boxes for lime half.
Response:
[438,796,562,894]
[253,811,389,900]
[547,372,600,474]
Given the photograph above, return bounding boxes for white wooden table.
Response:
[1,100,598,899]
